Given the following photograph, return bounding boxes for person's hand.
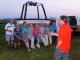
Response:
[49,32,54,36]
[18,36,22,40]
[56,46,59,49]
[9,30,12,33]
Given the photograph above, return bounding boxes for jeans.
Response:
[55,48,69,60]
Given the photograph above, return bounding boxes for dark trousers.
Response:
[51,36,57,45]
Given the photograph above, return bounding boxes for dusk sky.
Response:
[0,0,80,18]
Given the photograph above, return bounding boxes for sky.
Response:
[0,0,80,19]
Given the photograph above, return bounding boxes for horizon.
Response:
[0,0,80,19]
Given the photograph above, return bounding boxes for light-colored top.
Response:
[40,26,45,34]
[5,23,15,35]
[28,27,33,36]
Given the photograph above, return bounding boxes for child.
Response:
[33,24,41,48]
[21,22,31,52]
[14,25,22,48]
[28,24,35,49]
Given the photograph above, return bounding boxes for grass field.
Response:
[0,23,80,60]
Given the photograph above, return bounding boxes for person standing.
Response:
[55,15,73,60]
[50,20,57,45]
[14,25,22,48]
[5,20,15,47]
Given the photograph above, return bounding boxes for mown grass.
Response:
[0,23,80,60]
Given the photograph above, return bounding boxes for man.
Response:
[49,15,73,60]
[5,20,15,47]
[54,15,73,60]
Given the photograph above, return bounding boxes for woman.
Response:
[21,22,31,52]
[33,24,41,48]
[28,24,35,49]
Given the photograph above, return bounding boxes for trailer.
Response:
[16,1,80,33]
[16,1,51,25]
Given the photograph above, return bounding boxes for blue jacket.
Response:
[50,25,57,33]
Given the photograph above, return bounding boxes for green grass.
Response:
[0,23,80,60]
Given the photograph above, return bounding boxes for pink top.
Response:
[33,27,40,36]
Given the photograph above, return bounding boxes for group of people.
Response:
[5,15,72,60]
[5,19,57,52]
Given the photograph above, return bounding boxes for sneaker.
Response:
[31,46,36,49]
[27,49,31,52]
[36,44,40,48]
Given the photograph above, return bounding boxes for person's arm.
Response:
[55,26,57,32]
[5,29,12,33]
[5,24,12,33]
[49,32,58,36]
[56,27,64,48]
[27,28,30,35]
[56,40,62,48]
[14,33,20,39]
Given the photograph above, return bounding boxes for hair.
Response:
[60,15,68,23]
[9,19,14,21]
[23,22,26,24]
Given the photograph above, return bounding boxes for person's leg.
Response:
[49,36,52,44]
[11,35,14,47]
[24,36,31,52]
[7,41,10,46]
[14,42,17,48]
[5,34,10,46]
[62,52,69,60]
[53,36,57,45]
[41,35,46,46]
[24,40,29,48]
[17,39,20,48]
[11,41,14,47]
[51,36,54,45]
[55,48,61,60]
[31,37,35,49]
[23,36,29,48]
[36,36,40,48]
[18,42,20,48]
[45,34,49,46]
[24,39,31,52]
[55,36,57,45]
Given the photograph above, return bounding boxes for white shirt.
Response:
[5,23,15,35]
